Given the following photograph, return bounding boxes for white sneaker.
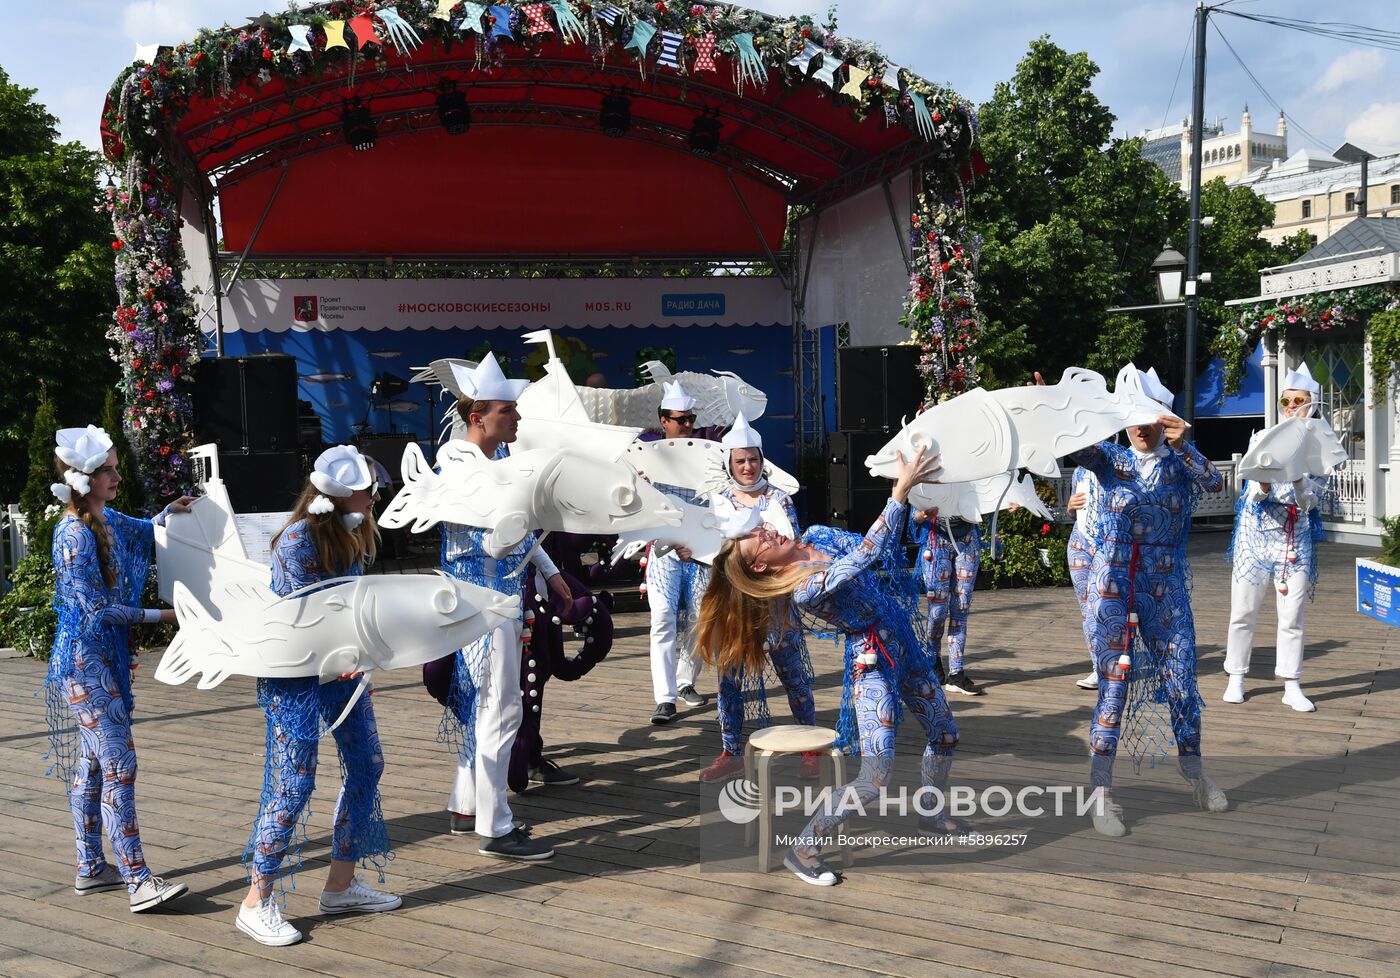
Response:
[128,876,188,913]
[319,875,402,915]
[1186,773,1228,813]
[1223,674,1245,704]
[236,900,303,946]
[1091,797,1127,837]
[1075,672,1099,690]
[1281,680,1316,713]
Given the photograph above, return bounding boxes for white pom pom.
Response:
[551,615,561,625]
[308,494,335,515]
[64,470,91,496]
[341,512,365,530]
[50,482,72,503]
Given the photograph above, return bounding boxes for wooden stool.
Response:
[743,724,853,872]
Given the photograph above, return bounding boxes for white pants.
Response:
[1224,573,1307,680]
[448,616,522,838]
[647,552,701,704]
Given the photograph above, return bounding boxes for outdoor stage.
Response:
[2,536,1397,978]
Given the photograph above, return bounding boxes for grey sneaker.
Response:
[236,899,302,946]
[529,759,580,786]
[319,875,402,915]
[129,875,188,913]
[650,702,677,724]
[1186,773,1228,813]
[478,827,555,861]
[75,865,125,895]
[677,685,707,707]
[1091,798,1127,838]
[782,852,839,886]
[450,812,530,835]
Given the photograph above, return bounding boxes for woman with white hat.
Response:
[45,425,195,913]
[1223,363,1325,712]
[237,444,400,946]
[698,413,817,783]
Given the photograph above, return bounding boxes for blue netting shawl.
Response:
[1226,477,1324,594]
[44,510,153,784]
[717,487,813,735]
[792,498,929,753]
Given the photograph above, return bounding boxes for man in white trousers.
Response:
[440,354,570,859]
[1223,363,1324,713]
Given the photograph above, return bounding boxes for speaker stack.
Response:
[193,354,304,513]
[828,346,924,530]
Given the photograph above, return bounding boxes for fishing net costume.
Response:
[244,519,389,901]
[1066,466,1102,661]
[47,510,158,892]
[785,498,959,859]
[1074,441,1222,788]
[1224,440,1325,682]
[713,486,815,755]
[912,517,983,676]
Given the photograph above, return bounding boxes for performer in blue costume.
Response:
[238,445,400,946]
[45,425,194,912]
[700,448,959,886]
[1073,367,1228,837]
[641,379,720,724]
[1066,466,1103,690]
[912,510,984,695]
[439,354,566,861]
[698,413,817,783]
[1224,364,1325,713]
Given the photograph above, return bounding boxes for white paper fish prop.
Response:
[865,388,1014,483]
[907,481,981,524]
[710,491,795,539]
[379,441,680,554]
[987,367,1163,478]
[154,480,273,611]
[610,496,725,566]
[155,573,519,690]
[1237,416,1348,484]
[974,471,1053,520]
[514,330,644,460]
[574,360,768,429]
[629,437,801,497]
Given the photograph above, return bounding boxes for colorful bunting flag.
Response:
[432,0,457,20]
[458,2,487,33]
[657,31,683,71]
[882,62,903,90]
[488,4,514,38]
[812,57,840,88]
[287,25,313,53]
[693,32,717,72]
[625,20,656,57]
[349,14,382,49]
[522,3,553,35]
[595,3,624,26]
[787,39,823,75]
[839,64,869,99]
[323,20,349,50]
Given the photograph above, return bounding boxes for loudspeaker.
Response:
[827,431,888,493]
[353,433,416,483]
[837,345,924,432]
[827,487,891,532]
[218,451,303,513]
[194,355,298,453]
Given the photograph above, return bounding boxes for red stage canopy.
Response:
[146,41,938,259]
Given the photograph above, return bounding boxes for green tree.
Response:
[101,387,143,515]
[0,65,117,502]
[968,39,1187,385]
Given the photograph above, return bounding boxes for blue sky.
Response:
[3,0,1397,156]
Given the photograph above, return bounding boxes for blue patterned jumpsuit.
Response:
[48,510,161,891]
[916,517,983,675]
[1075,441,1221,789]
[788,499,959,859]
[244,519,389,892]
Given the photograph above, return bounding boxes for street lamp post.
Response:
[1152,242,1186,305]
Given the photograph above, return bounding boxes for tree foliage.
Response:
[968,38,1186,386]
[0,65,117,502]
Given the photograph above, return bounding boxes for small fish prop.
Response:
[611,496,725,566]
[1238,416,1348,484]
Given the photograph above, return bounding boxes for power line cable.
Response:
[1210,17,1336,154]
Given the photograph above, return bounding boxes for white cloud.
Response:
[1312,49,1384,95]
[1344,101,1400,155]
[120,1,272,46]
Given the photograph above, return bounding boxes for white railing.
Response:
[2,504,28,585]
[1321,458,1367,523]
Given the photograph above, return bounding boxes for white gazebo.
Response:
[1228,217,1400,544]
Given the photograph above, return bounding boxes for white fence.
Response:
[2,504,27,589]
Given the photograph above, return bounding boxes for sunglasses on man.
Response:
[1279,396,1313,410]
[663,413,697,425]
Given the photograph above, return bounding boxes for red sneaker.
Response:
[799,752,822,781]
[699,752,746,783]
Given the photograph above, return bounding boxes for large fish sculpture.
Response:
[907,471,1053,524]
[576,361,768,429]
[865,387,1014,483]
[628,438,801,497]
[155,574,519,690]
[1237,415,1348,484]
[379,441,681,555]
[513,330,644,461]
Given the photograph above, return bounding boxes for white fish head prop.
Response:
[512,414,643,462]
[625,438,726,494]
[707,369,768,424]
[410,358,478,396]
[865,388,1016,483]
[379,441,532,554]
[907,481,981,524]
[610,496,724,565]
[155,573,518,690]
[534,450,683,536]
[154,483,272,610]
[1238,416,1348,484]
[1113,363,1176,419]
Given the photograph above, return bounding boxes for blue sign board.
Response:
[662,293,726,317]
[1356,558,1400,627]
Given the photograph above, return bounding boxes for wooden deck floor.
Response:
[2,534,1398,978]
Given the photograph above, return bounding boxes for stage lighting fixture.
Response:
[342,97,377,151]
[689,110,722,157]
[599,91,631,137]
[437,83,471,135]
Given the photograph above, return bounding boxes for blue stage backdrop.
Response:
[221,324,799,471]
